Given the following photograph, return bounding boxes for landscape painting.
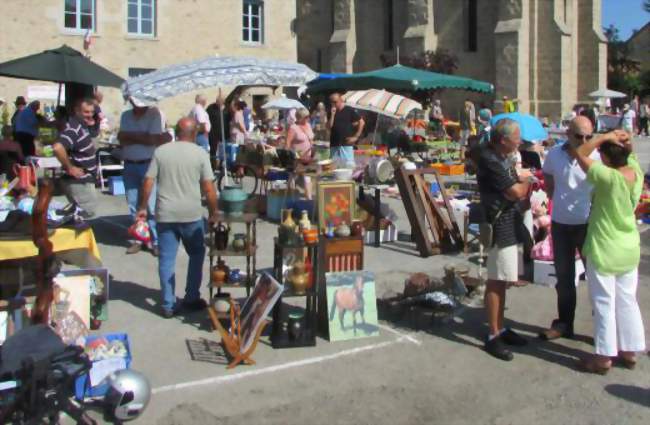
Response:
[325,271,379,342]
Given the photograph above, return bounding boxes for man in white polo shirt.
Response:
[118,96,172,256]
[539,116,599,340]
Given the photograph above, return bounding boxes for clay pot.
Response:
[351,221,363,237]
[212,267,227,286]
[212,292,231,314]
[302,228,319,244]
[232,233,247,252]
[281,208,297,231]
[288,262,308,294]
[335,221,351,238]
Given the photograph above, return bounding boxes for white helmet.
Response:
[104,369,151,421]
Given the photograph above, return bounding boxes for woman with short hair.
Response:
[574,130,646,374]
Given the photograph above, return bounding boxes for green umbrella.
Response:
[0,45,124,88]
[308,64,493,94]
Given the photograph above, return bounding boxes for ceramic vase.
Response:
[232,233,247,252]
[351,221,363,237]
[299,210,311,231]
[335,221,351,238]
[214,223,229,251]
[212,292,231,314]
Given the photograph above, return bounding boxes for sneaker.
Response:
[126,242,142,255]
[182,298,208,312]
[485,336,513,361]
[501,328,528,346]
[161,306,178,319]
[150,246,160,257]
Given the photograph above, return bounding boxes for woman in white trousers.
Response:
[574,128,646,374]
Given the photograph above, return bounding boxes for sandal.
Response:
[578,357,611,375]
[617,354,637,370]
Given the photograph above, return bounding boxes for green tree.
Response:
[604,24,641,95]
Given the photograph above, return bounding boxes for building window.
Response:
[128,0,156,36]
[64,0,95,32]
[467,0,478,52]
[128,67,156,78]
[242,0,264,44]
[384,0,394,50]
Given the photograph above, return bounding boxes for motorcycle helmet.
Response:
[104,369,151,421]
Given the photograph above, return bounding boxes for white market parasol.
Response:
[589,88,627,99]
[342,89,422,120]
[262,97,305,110]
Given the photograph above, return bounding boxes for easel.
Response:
[207,301,268,369]
[394,167,463,257]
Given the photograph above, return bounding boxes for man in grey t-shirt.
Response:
[137,117,218,318]
[118,96,172,256]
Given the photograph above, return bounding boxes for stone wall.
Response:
[577,0,608,103]
[0,0,298,124]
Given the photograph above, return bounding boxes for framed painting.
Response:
[317,181,356,232]
[239,273,283,353]
[325,271,379,342]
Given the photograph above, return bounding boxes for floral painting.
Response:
[317,182,356,231]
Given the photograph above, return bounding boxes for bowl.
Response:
[318,159,335,173]
[219,186,249,216]
[333,168,353,181]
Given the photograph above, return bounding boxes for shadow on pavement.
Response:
[110,277,161,316]
[186,338,228,366]
[604,384,650,407]
[90,214,132,249]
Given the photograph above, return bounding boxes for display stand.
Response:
[207,301,268,369]
[207,212,258,298]
[270,238,319,348]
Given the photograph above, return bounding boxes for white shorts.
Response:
[487,244,519,283]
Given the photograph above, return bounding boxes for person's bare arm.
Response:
[328,108,336,130]
[353,117,365,139]
[201,179,218,223]
[575,130,629,173]
[52,142,84,178]
[543,173,554,200]
[286,128,296,150]
[504,180,531,202]
[136,177,155,220]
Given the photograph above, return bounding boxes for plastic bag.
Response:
[128,219,151,244]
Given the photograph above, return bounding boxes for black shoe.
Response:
[538,320,574,341]
[501,328,528,346]
[182,298,208,312]
[485,336,514,361]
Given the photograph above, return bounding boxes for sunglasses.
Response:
[572,133,593,141]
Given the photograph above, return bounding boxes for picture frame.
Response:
[325,271,379,342]
[239,273,283,353]
[317,181,356,232]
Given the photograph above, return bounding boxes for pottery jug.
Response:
[211,266,227,286]
[212,293,231,314]
[214,223,229,251]
[299,210,311,231]
[281,209,297,231]
[232,233,247,252]
[335,221,351,238]
[288,261,308,294]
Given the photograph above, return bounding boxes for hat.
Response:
[14,96,26,106]
[127,95,152,108]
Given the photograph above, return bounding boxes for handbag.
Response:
[478,203,508,248]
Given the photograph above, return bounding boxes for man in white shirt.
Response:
[540,116,599,340]
[620,103,636,136]
[118,96,172,256]
[188,94,211,152]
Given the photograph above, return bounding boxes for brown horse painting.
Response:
[329,276,366,334]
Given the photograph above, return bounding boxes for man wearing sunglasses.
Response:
[539,116,599,340]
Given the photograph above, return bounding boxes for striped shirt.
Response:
[57,117,97,182]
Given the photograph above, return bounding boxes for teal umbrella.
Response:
[0,45,124,88]
[307,64,493,94]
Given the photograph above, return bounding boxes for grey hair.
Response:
[295,108,310,121]
[490,118,519,144]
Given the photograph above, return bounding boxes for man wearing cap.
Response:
[11,96,27,140]
[118,97,172,256]
[14,100,47,157]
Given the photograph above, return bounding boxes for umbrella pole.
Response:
[372,114,380,145]
[57,83,62,107]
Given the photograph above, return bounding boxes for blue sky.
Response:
[603,0,649,40]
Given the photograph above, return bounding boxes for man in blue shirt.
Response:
[14,101,46,157]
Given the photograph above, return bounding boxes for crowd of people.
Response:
[477,115,645,373]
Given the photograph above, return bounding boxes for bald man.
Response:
[137,117,218,318]
[189,94,211,152]
[539,116,600,340]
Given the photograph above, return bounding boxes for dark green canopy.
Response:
[0,45,124,88]
[308,64,493,94]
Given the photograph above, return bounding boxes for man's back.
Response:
[146,142,214,223]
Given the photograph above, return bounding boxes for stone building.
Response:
[296,0,608,120]
[626,21,650,73]
[0,0,299,124]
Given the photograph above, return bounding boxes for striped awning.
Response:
[341,89,422,119]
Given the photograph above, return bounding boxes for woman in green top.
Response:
[575,130,645,374]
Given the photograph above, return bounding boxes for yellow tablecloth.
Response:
[0,228,101,263]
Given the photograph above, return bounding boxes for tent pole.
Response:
[220,101,228,187]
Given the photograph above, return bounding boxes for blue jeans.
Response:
[157,220,206,311]
[330,146,355,167]
[123,161,157,245]
[196,133,210,153]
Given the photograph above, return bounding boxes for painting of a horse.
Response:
[325,271,379,341]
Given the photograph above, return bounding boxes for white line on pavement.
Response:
[152,337,406,395]
[377,323,422,346]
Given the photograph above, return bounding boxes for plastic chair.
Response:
[96,150,123,191]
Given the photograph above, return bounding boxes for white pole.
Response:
[219,101,228,187]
